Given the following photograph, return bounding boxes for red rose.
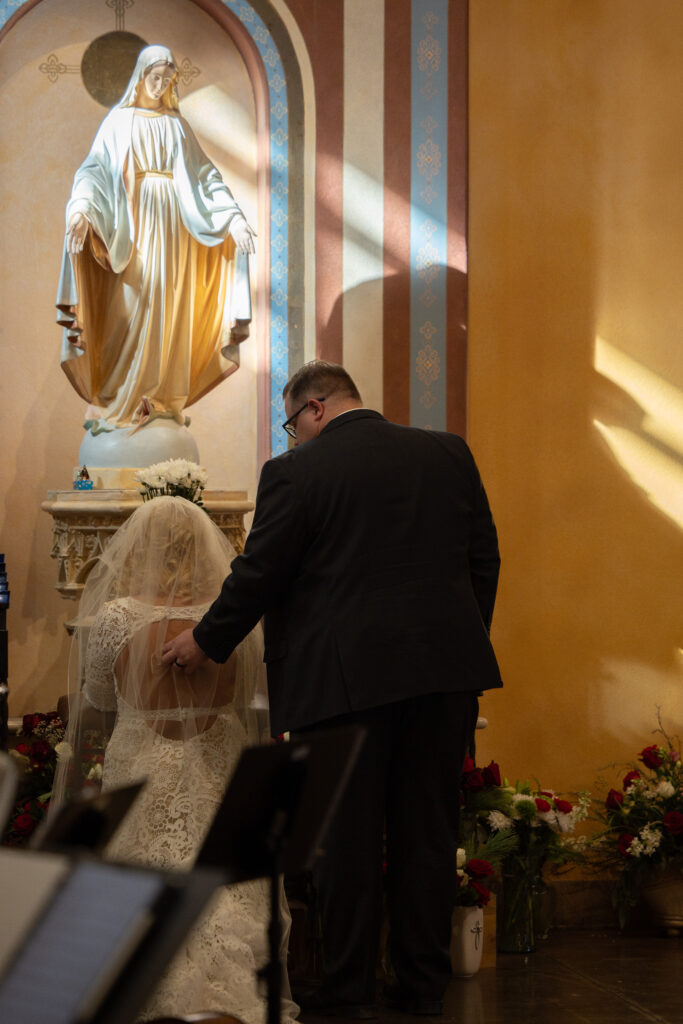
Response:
[14,742,30,757]
[540,790,554,798]
[462,755,476,774]
[554,799,573,814]
[462,770,485,792]
[470,880,491,906]
[12,813,37,837]
[30,740,53,761]
[535,798,551,813]
[622,770,641,790]
[21,713,42,735]
[465,858,494,879]
[663,812,683,836]
[606,789,624,810]
[640,745,663,769]
[482,761,502,787]
[618,833,635,857]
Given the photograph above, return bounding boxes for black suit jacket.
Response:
[194,410,502,735]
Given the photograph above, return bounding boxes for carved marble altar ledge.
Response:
[42,489,254,600]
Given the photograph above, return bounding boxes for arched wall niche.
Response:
[0,0,310,464]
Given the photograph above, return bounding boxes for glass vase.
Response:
[497,864,545,954]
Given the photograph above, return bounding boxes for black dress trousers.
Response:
[299,690,479,1005]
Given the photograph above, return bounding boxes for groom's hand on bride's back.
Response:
[161,629,208,674]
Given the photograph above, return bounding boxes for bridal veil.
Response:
[52,495,267,816]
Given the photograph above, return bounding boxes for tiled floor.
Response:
[443,930,681,1023]
[300,930,682,1024]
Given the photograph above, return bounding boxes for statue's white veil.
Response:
[117,44,179,110]
[52,496,267,808]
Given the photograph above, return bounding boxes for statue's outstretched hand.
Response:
[231,218,256,255]
[66,214,89,255]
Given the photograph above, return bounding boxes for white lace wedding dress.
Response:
[82,596,296,1024]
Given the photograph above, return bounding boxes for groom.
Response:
[163,360,502,1018]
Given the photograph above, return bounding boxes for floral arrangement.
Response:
[2,712,106,847]
[2,712,65,845]
[459,755,589,951]
[461,755,590,868]
[52,732,106,809]
[589,721,683,926]
[455,849,495,907]
[135,459,208,506]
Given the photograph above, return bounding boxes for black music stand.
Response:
[3,728,364,1024]
[31,781,146,855]
[0,847,225,1024]
[197,726,366,1024]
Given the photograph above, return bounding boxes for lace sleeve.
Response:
[82,602,128,712]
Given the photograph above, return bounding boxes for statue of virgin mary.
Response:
[56,45,255,441]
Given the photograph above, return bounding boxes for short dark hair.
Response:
[283,360,361,405]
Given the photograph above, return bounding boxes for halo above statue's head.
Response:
[117,44,179,110]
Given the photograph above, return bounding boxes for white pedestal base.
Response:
[78,418,200,469]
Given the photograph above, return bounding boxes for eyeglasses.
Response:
[282,396,326,439]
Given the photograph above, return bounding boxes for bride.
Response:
[53,496,297,1024]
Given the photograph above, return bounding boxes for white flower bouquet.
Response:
[135,459,208,507]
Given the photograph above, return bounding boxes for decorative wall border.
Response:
[221,0,290,456]
[410,0,448,430]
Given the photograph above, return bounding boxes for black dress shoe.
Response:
[383,984,443,1016]
[296,987,378,1020]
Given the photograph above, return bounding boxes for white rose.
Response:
[54,741,73,762]
[487,810,513,832]
[553,811,574,834]
[456,847,466,868]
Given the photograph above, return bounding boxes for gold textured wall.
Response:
[469,0,683,795]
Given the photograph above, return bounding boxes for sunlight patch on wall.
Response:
[595,337,683,455]
[181,84,256,193]
[594,337,683,530]
[593,421,683,528]
[342,163,385,275]
[591,656,683,746]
